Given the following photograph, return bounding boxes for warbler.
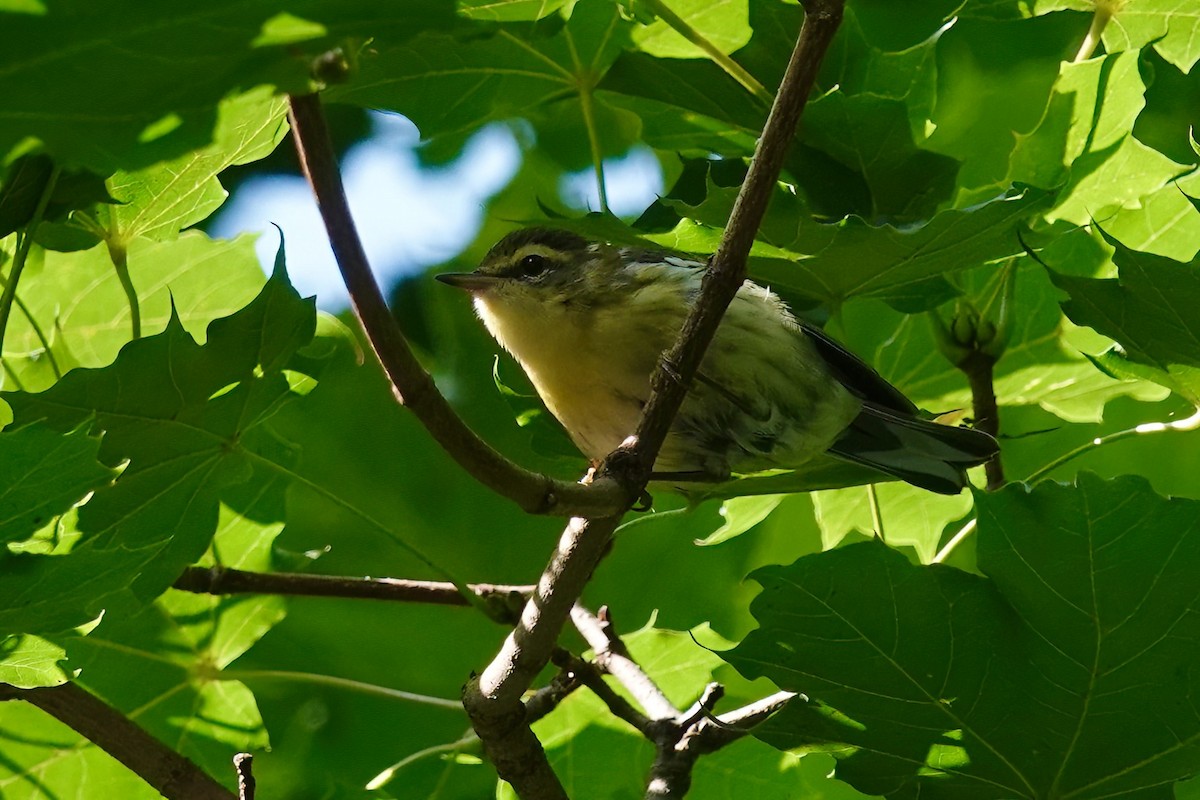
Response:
[437,227,996,494]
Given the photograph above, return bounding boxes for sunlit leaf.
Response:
[726,474,1200,798]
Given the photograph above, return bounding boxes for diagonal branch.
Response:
[286,94,628,521]
[571,605,679,721]
[461,3,845,796]
[0,682,234,800]
[602,0,845,488]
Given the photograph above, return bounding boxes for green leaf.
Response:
[596,0,804,156]
[0,154,115,240]
[1052,229,1200,405]
[918,13,1087,205]
[664,183,1052,310]
[0,634,70,688]
[3,231,269,392]
[1004,49,1144,191]
[330,0,631,145]
[0,267,321,632]
[0,423,116,546]
[803,10,955,220]
[696,494,784,546]
[812,482,972,563]
[1005,49,1191,228]
[726,474,1200,799]
[96,88,289,243]
[1098,170,1200,262]
[0,497,284,789]
[0,0,455,172]
[630,0,751,59]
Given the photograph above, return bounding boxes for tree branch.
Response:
[286,93,628,520]
[602,0,845,488]
[571,606,679,721]
[0,682,234,800]
[463,514,621,800]
[173,566,531,624]
[568,609,795,799]
[459,2,845,796]
[552,649,654,736]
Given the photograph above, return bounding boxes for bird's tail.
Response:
[827,403,998,495]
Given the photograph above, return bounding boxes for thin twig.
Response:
[525,663,585,724]
[1025,407,1200,484]
[0,682,233,800]
[572,605,679,721]
[217,669,462,709]
[568,613,794,798]
[552,649,654,736]
[173,566,532,624]
[286,93,628,520]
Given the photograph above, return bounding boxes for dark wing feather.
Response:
[800,322,918,415]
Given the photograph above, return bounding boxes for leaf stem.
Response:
[641,0,772,106]
[106,239,142,340]
[578,84,610,214]
[217,669,463,709]
[1073,3,1113,62]
[0,166,59,359]
[931,518,975,564]
[12,292,62,378]
[1024,407,1200,485]
[367,732,480,791]
[867,483,885,542]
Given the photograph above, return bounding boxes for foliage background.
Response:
[1,0,1200,798]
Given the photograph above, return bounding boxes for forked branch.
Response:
[460,1,846,796]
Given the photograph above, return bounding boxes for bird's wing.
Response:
[799,322,919,415]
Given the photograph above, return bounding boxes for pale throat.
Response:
[472,293,650,458]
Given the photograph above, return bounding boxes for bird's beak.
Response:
[436,272,502,293]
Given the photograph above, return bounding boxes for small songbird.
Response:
[437,227,997,494]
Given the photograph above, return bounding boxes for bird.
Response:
[437,227,997,495]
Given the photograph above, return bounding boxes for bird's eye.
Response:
[519,254,550,278]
